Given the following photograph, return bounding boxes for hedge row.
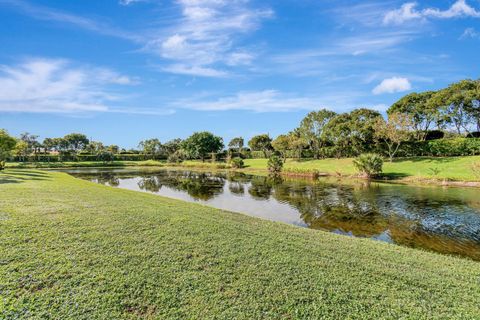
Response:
[11,154,167,162]
[397,138,480,157]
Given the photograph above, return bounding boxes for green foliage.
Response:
[0,130,17,170]
[167,150,184,163]
[229,157,244,169]
[63,133,90,152]
[138,138,163,160]
[182,131,224,161]
[96,150,115,164]
[228,137,244,152]
[271,134,291,159]
[267,154,284,175]
[353,154,384,178]
[248,134,272,158]
[299,109,336,158]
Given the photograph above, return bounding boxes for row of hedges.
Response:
[11,154,167,162]
[396,138,480,157]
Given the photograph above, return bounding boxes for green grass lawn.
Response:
[244,156,480,181]
[1,169,479,319]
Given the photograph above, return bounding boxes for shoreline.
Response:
[7,160,480,188]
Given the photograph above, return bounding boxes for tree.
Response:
[63,133,89,152]
[388,91,437,140]
[0,130,17,170]
[248,134,272,158]
[163,139,183,157]
[374,113,413,162]
[85,141,105,154]
[299,109,336,158]
[14,141,29,162]
[288,129,308,159]
[181,132,224,162]
[138,139,163,160]
[106,145,119,154]
[20,132,40,155]
[228,137,244,153]
[348,108,382,155]
[271,134,291,160]
[430,80,479,134]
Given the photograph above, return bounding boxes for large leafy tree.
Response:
[388,91,437,140]
[271,134,291,160]
[430,80,479,134]
[248,134,273,158]
[228,137,244,153]
[0,130,17,170]
[138,139,163,160]
[63,133,90,152]
[348,108,382,154]
[182,132,224,162]
[163,139,183,157]
[299,109,336,159]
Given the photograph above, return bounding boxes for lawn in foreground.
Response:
[1,170,479,319]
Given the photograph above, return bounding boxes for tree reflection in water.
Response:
[70,169,480,260]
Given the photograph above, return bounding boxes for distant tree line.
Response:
[1,79,479,167]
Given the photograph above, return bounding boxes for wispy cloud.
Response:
[460,27,480,39]
[384,0,480,25]
[373,77,412,95]
[0,58,169,115]
[145,0,273,77]
[0,0,141,41]
[173,90,317,112]
[119,0,148,6]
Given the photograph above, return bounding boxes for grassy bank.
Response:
[7,155,480,182]
[1,169,479,319]
[244,156,480,182]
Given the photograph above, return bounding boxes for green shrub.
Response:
[267,155,284,175]
[353,153,383,178]
[96,151,115,164]
[167,151,184,163]
[230,157,244,169]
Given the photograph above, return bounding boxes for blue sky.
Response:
[0,0,479,148]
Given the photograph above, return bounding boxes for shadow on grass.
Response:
[381,172,411,180]
[0,169,50,184]
[392,157,458,164]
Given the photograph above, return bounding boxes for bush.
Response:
[230,157,244,169]
[353,153,383,178]
[96,151,114,164]
[267,155,284,175]
[167,151,184,163]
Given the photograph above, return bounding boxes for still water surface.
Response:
[65,168,480,260]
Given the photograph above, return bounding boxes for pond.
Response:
[64,168,480,261]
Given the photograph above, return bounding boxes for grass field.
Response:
[1,169,479,319]
[244,156,480,181]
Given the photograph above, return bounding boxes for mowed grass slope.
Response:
[1,170,480,319]
[244,156,480,181]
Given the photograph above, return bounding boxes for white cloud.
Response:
[373,77,412,95]
[1,0,141,41]
[384,1,480,25]
[119,0,147,6]
[146,0,273,77]
[175,90,318,112]
[0,58,145,114]
[461,27,480,39]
